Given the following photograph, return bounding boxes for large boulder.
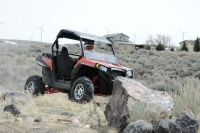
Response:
[176,110,199,133]
[104,76,173,130]
[123,120,152,133]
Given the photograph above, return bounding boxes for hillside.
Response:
[0,39,51,46]
[0,39,200,132]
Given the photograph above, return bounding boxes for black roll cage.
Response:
[51,29,115,58]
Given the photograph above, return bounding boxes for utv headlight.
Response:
[99,65,108,72]
[95,63,108,72]
[126,70,133,77]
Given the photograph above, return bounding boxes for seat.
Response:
[57,47,74,79]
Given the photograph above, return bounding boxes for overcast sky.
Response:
[0,0,200,46]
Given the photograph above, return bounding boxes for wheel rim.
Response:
[26,82,35,95]
[74,84,84,100]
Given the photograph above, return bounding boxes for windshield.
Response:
[83,41,117,64]
[56,38,117,64]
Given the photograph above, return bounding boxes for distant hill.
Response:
[0,39,51,46]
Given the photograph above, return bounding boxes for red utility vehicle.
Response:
[24,29,133,102]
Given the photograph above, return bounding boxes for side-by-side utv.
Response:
[24,29,134,102]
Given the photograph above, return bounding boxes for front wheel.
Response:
[24,75,45,96]
[70,77,94,103]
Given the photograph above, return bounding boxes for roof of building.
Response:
[103,33,130,38]
[179,40,195,45]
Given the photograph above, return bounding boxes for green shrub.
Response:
[181,41,188,51]
[156,43,165,51]
[170,47,174,51]
[145,45,151,50]
[193,37,200,52]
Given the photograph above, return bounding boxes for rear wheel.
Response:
[24,75,45,96]
[70,77,94,103]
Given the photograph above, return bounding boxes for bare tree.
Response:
[145,35,155,46]
[146,33,173,47]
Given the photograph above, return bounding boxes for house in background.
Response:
[179,40,195,52]
[104,33,134,49]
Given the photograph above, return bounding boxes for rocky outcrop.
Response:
[176,110,199,133]
[123,120,152,133]
[152,110,199,133]
[121,110,199,133]
[104,76,173,130]
[152,119,181,133]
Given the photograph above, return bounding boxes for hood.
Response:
[90,59,129,71]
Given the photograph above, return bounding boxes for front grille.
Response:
[111,70,126,79]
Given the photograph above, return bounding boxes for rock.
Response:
[3,104,20,115]
[152,119,169,133]
[104,76,173,130]
[34,117,42,122]
[15,117,23,122]
[84,125,90,128]
[152,110,199,133]
[73,118,80,124]
[123,120,152,133]
[0,91,28,102]
[61,112,74,117]
[176,110,199,133]
[152,119,181,133]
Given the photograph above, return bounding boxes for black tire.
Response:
[70,77,94,103]
[24,75,45,96]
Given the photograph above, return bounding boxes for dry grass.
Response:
[0,93,116,133]
[0,39,200,132]
[0,40,117,132]
[171,78,200,117]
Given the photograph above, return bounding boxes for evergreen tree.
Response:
[156,43,165,51]
[181,41,188,52]
[193,37,200,52]
[170,47,174,51]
